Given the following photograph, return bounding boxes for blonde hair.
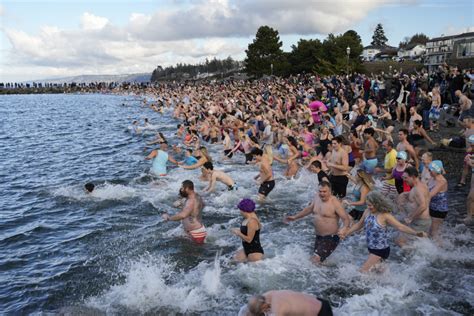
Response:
[200,146,212,163]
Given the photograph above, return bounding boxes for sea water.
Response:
[0,94,472,315]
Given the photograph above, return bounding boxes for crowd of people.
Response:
[112,66,473,315]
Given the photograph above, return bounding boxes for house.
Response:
[361,45,382,61]
[425,32,474,72]
[362,45,397,61]
[424,34,455,72]
[397,44,426,60]
[450,32,474,70]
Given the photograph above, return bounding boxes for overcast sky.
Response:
[1,0,473,82]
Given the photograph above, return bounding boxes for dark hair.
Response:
[414,120,422,127]
[251,148,263,156]
[84,182,95,193]
[333,135,344,144]
[182,180,194,190]
[399,128,409,136]
[404,166,419,177]
[319,181,332,189]
[287,136,298,148]
[186,148,193,154]
[363,127,375,136]
[311,160,322,169]
[385,140,394,148]
[203,161,213,170]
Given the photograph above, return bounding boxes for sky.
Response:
[0,0,473,82]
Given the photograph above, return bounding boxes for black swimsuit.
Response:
[240,221,264,256]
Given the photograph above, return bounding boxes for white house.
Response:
[361,45,382,61]
[397,44,426,59]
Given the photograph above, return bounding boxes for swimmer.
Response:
[252,148,275,202]
[162,180,207,244]
[245,290,332,316]
[285,181,350,264]
[201,162,237,193]
[145,141,178,176]
[232,199,264,262]
[84,182,95,193]
[340,191,427,273]
[326,136,350,198]
[396,166,431,246]
[427,160,448,240]
[361,127,379,174]
[308,160,330,184]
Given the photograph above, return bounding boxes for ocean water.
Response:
[0,94,472,315]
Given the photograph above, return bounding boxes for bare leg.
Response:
[247,253,264,262]
[360,254,383,273]
[465,189,474,222]
[257,193,266,203]
[310,254,321,265]
[459,164,469,185]
[429,217,444,240]
[233,249,247,263]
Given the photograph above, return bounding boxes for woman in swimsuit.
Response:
[182,146,212,170]
[232,199,264,262]
[340,191,427,272]
[427,160,448,240]
[273,136,300,178]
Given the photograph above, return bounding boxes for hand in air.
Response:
[161,213,170,221]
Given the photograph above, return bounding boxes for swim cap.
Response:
[469,134,474,144]
[237,198,256,212]
[396,151,408,160]
[429,160,444,174]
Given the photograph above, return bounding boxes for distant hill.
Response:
[26,73,151,84]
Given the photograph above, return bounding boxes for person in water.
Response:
[201,161,237,193]
[162,180,207,244]
[285,181,350,264]
[427,160,448,240]
[244,290,332,316]
[84,182,95,193]
[396,166,431,246]
[252,148,275,202]
[145,141,178,176]
[340,191,427,273]
[343,169,374,221]
[231,198,264,262]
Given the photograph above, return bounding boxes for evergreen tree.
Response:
[244,26,284,77]
[371,23,388,47]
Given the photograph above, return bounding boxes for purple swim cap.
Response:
[237,198,256,212]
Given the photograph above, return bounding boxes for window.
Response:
[457,41,474,58]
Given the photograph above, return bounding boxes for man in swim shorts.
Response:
[396,166,431,246]
[286,181,350,264]
[201,161,237,193]
[245,290,333,316]
[361,127,379,174]
[252,148,275,201]
[162,180,207,243]
[326,136,349,198]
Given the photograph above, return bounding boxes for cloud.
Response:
[80,12,110,30]
[129,0,392,41]
[1,0,416,81]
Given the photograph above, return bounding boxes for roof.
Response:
[428,31,474,42]
[401,43,426,50]
[363,45,396,50]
